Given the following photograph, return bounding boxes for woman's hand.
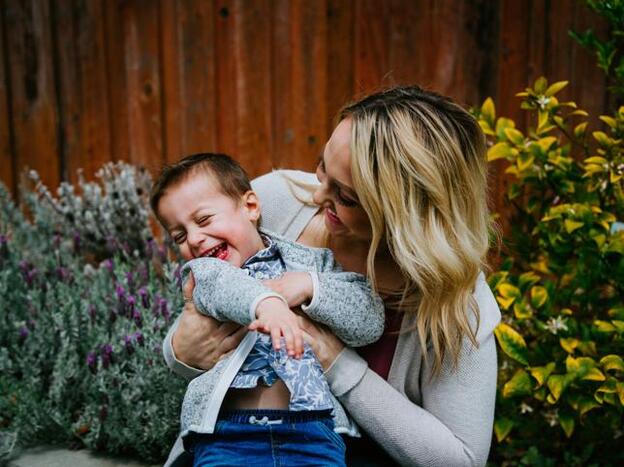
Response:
[297,315,345,371]
[262,272,313,307]
[172,272,247,370]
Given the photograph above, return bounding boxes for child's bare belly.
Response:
[221,380,290,410]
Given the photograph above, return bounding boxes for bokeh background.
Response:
[0,0,609,217]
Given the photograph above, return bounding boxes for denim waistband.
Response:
[218,409,333,424]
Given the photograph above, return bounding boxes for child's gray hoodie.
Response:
[177,229,385,445]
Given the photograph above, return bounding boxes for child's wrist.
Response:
[256,296,288,318]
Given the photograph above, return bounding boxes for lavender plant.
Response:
[0,163,185,463]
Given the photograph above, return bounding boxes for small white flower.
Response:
[544,410,558,427]
[614,429,623,439]
[520,403,534,414]
[537,96,551,108]
[546,316,568,335]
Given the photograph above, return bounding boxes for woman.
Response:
[164,86,501,466]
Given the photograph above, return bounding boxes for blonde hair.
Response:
[340,86,491,375]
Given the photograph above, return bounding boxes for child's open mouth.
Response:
[201,242,229,260]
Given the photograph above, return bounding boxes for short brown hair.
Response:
[150,153,252,221]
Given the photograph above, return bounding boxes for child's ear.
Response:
[241,190,261,222]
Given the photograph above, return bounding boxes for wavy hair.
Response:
[340,86,492,375]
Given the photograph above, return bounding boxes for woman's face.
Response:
[313,118,372,241]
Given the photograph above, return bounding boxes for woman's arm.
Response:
[302,280,500,467]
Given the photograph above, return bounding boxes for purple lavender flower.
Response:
[18,327,29,342]
[53,232,61,249]
[86,351,98,373]
[158,244,168,263]
[159,297,170,322]
[25,269,37,288]
[106,236,117,253]
[134,331,145,346]
[115,284,126,301]
[174,265,182,288]
[151,293,161,317]
[109,307,117,323]
[138,287,150,309]
[153,343,162,355]
[102,258,114,275]
[88,304,97,322]
[133,309,143,328]
[56,266,69,282]
[99,405,108,421]
[123,335,134,354]
[18,259,31,275]
[0,234,8,260]
[72,231,81,252]
[0,234,7,245]
[125,271,134,290]
[100,344,113,368]
[138,262,150,283]
[145,238,155,259]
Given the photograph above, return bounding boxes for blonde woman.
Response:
[164,86,501,467]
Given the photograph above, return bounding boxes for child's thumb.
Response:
[183,271,195,301]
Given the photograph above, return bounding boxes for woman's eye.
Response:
[333,187,357,207]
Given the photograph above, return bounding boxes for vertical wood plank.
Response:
[54,0,112,182]
[104,0,130,163]
[353,0,389,93]
[325,0,353,132]
[288,0,327,171]
[160,0,181,163]
[215,0,238,156]
[177,0,217,155]
[0,5,16,194]
[388,0,420,86]
[232,0,272,177]
[4,0,60,189]
[120,0,164,171]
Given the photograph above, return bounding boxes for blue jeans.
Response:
[192,409,346,466]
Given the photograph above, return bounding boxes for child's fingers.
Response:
[293,327,304,359]
[281,325,295,357]
[270,327,282,351]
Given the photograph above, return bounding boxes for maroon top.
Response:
[356,311,403,380]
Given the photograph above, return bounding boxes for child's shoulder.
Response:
[260,228,334,266]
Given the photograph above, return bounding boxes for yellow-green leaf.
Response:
[494,323,528,365]
[503,369,533,398]
[560,337,579,354]
[564,219,584,233]
[479,120,495,136]
[499,283,521,298]
[517,153,535,172]
[504,128,525,146]
[574,122,588,139]
[545,80,569,96]
[494,417,514,442]
[594,320,616,332]
[570,109,589,117]
[593,131,611,146]
[487,142,512,161]
[513,301,533,319]
[582,367,606,381]
[538,110,549,130]
[600,354,624,372]
[576,397,601,416]
[518,272,540,290]
[497,296,516,310]
[537,136,557,153]
[530,362,556,387]
[534,76,548,94]
[558,412,575,438]
[530,286,548,308]
[599,115,617,128]
[481,98,495,126]
[547,374,572,402]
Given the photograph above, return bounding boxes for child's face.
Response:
[157,171,264,265]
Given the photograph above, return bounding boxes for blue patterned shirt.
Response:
[229,235,334,412]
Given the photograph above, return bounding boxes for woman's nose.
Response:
[313,168,329,206]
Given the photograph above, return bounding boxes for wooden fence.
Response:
[0,0,608,216]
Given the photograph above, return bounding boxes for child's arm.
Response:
[182,258,304,356]
[264,249,385,347]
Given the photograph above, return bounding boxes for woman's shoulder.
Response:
[251,170,320,241]
[473,272,502,341]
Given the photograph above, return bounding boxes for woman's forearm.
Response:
[163,316,206,380]
[325,337,498,467]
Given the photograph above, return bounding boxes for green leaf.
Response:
[538,110,549,131]
[534,76,548,94]
[494,323,528,365]
[560,337,579,354]
[594,320,616,332]
[564,219,584,233]
[530,362,556,387]
[546,374,573,403]
[593,131,611,146]
[599,115,617,128]
[518,272,540,290]
[530,285,548,308]
[504,128,525,146]
[545,80,569,96]
[494,417,514,442]
[487,142,512,161]
[558,412,575,438]
[481,98,496,126]
[503,369,533,398]
[537,136,557,153]
[574,122,588,139]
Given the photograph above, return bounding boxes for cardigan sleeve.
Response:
[323,277,501,467]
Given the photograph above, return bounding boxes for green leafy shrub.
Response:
[478,77,624,464]
[0,163,185,463]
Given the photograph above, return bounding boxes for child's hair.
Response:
[150,152,252,220]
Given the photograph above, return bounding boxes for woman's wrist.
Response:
[323,347,369,397]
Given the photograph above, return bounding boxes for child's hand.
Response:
[249,297,304,358]
[262,272,313,307]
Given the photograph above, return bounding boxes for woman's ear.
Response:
[242,190,261,223]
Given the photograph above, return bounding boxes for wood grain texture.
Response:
[0,0,612,227]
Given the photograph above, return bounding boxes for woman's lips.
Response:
[325,207,343,226]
